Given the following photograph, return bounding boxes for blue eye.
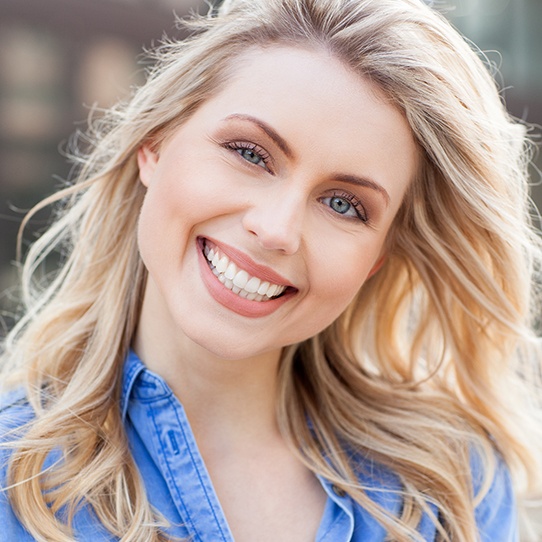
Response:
[224,141,271,171]
[321,193,367,222]
[237,148,265,167]
[329,197,351,215]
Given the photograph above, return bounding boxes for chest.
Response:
[201,448,328,542]
[128,393,362,541]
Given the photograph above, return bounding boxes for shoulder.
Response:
[349,447,518,541]
[0,388,38,542]
[0,386,35,441]
[471,449,518,542]
[0,387,35,451]
[0,389,117,541]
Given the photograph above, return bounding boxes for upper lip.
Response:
[199,236,296,289]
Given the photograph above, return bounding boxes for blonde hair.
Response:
[2,0,542,540]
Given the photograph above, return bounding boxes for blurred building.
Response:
[0,0,208,328]
[447,0,542,217]
[0,0,541,324]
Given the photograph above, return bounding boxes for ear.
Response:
[137,145,159,188]
[367,253,386,279]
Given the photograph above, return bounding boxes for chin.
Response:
[176,319,278,362]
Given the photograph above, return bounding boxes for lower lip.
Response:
[197,241,295,318]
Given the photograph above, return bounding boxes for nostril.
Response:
[242,206,302,254]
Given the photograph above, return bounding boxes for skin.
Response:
[134,46,418,541]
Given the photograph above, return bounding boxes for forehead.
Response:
[220,45,393,121]
[175,45,419,209]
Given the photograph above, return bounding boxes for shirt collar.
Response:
[119,349,406,540]
[120,349,146,421]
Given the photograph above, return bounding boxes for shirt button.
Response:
[332,484,346,497]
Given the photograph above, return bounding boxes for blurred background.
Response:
[0,0,541,331]
[0,0,541,532]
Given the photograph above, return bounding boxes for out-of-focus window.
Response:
[0,0,209,331]
[447,0,542,213]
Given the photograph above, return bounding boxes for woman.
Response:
[1,0,541,540]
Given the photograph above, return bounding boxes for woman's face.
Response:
[136,46,418,361]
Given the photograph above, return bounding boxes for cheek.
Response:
[311,233,382,300]
[136,178,192,274]
[137,168,205,238]
[313,261,369,317]
[150,157,240,221]
[289,234,384,341]
[137,190,169,273]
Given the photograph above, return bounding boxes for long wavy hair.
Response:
[2,0,541,540]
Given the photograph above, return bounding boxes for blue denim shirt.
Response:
[0,350,518,541]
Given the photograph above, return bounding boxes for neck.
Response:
[133,284,284,450]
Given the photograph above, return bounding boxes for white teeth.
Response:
[216,256,228,274]
[224,262,237,280]
[266,284,278,298]
[204,242,289,302]
[245,276,261,293]
[233,270,249,289]
[257,281,270,296]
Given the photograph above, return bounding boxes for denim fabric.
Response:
[0,350,518,541]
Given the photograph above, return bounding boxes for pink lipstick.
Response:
[197,237,297,317]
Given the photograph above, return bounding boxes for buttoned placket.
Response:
[126,369,234,541]
[121,351,357,542]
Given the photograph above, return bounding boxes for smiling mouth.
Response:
[202,239,291,302]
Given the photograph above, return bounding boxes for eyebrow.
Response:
[334,173,390,207]
[224,113,390,207]
[224,113,295,159]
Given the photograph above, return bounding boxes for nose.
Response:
[242,190,305,255]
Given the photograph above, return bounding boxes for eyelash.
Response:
[324,191,368,222]
[222,140,368,223]
[223,141,272,171]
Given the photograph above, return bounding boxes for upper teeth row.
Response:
[204,244,286,301]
